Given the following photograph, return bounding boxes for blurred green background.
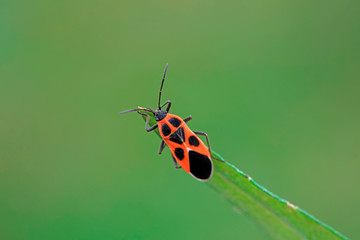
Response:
[1,0,359,239]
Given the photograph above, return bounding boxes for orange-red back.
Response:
[158,114,213,180]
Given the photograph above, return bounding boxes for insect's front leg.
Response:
[160,100,172,112]
[193,131,225,162]
[137,110,158,132]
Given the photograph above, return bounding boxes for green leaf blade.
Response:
[210,160,347,239]
[140,112,348,240]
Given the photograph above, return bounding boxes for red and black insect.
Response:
[121,64,223,181]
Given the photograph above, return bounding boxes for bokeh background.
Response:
[1,0,359,239]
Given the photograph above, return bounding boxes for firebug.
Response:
[120,64,223,181]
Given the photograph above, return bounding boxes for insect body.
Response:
[121,64,222,181]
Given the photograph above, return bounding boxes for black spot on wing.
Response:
[169,118,181,127]
[161,123,171,136]
[174,148,184,160]
[189,151,212,180]
[188,135,199,146]
[169,127,185,144]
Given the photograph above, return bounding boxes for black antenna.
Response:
[120,107,155,114]
[158,63,168,109]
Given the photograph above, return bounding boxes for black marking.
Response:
[169,118,181,127]
[169,127,185,144]
[188,135,199,146]
[161,123,171,136]
[189,151,212,180]
[174,148,184,160]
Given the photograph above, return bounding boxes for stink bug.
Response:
[120,64,223,181]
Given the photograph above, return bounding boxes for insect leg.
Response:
[137,110,158,132]
[158,140,166,154]
[183,115,192,123]
[171,155,182,169]
[145,116,158,132]
[193,131,224,162]
[160,100,172,112]
[159,142,181,168]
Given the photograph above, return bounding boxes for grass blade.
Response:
[140,112,348,240]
